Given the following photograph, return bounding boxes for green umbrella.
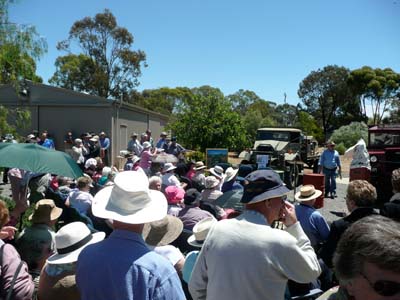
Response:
[0,143,83,178]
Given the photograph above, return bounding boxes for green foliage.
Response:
[0,0,46,86]
[298,65,362,139]
[185,150,205,162]
[349,66,400,124]
[335,142,346,155]
[0,105,16,136]
[50,9,146,99]
[330,122,368,149]
[168,86,248,152]
[296,111,324,143]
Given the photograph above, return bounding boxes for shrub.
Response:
[330,122,368,149]
[335,142,346,155]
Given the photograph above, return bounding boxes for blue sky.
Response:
[9,0,400,105]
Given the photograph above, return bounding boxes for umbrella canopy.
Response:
[215,190,244,211]
[152,153,178,164]
[0,143,83,178]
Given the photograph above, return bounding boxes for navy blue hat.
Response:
[241,170,290,204]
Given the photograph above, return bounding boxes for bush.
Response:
[330,122,368,149]
[335,142,346,155]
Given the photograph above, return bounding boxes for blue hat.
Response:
[241,170,290,204]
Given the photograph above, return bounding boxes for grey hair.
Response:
[392,168,400,193]
[346,180,377,207]
[333,215,400,282]
[148,176,161,187]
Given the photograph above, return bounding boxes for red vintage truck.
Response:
[368,124,400,204]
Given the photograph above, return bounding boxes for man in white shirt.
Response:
[189,169,321,300]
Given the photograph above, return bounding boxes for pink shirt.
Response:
[139,150,153,170]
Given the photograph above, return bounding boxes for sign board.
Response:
[206,148,229,168]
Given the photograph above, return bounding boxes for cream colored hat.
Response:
[187,217,217,247]
[294,185,322,202]
[224,167,239,182]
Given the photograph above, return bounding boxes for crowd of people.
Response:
[0,130,400,300]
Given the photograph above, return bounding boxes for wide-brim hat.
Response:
[142,141,151,149]
[92,171,167,224]
[187,217,217,247]
[224,167,239,182]
[165,185,185,204]
[241,170,290,204]
[194,161,206,171]
[132,155,141,164]
[295,185,322,202]
[327,140,336,146]
[29,199,63,224]
[90,135,99,142]
[209,165,224,179]
[142,215,183,247]
[85,158,97,169]
[47,222,105,265]
[163,163,177,173]
[205,176,219,189]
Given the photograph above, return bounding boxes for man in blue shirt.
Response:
[318,141,341,199]
[99,131,110,166]
[76,171,185,300]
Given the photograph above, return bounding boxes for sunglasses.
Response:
[360,271,400,297]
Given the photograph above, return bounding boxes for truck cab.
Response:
[368,124,400,203]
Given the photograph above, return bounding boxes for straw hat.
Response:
[194,161,206,171]
[142,141,151,149]
[92,171,167,224]
[29,199,63,224]
[187,217,217,247]
[142,215,183,247]
[47,222,105,265]
[224,167,239,182]
[294,185,322,202]
[209,165,224,179]
[90,135,99,142]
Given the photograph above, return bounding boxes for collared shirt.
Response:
[67,190,93,215]
[319,149,341,169]
[39,138,55,149]
[156,138,167,149]
[127,139,143,156]
[189,209,321,300]
[99,137,110,150]
[76,229,185,300]
[295,203,330,247]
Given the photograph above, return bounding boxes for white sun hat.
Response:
[47,222,105,265]
[187,217,217,247]
[92,171,167,224]
[224,167,239,182]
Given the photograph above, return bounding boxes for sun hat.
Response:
[27,134,35,139]
[102,167,112,177]
[99,131,106,136]
[5,134,14,140]
[294,185,322,202]
[142,141,151,149]
[124,152,134,159]
[29,199,63,224]
[84,158,97,169]
[224,167,239,182]
[92,171,167,224]
[241,170,290,204]
[74,138,82,144]
[327,140,336,146]
[160,132,167,137]
[142,215,183,247]
[47,222,105,265]
[184,188,201,205]
[132,155,141,164]
[194,161,207,171]
[163,163,177,173]
[205,176,219,189]
[90,135,99,142]
[187,217,217,247]
[209,165,224,179]
[131,132,138,137]
[165,186,185,205]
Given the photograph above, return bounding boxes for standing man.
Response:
[189,170,321,300]
[318,140,341,199]
[99,131,110,166]
[76,171,185,300]
[156,132,168,150]
[127,132,143,157]
[146,129,154,147]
